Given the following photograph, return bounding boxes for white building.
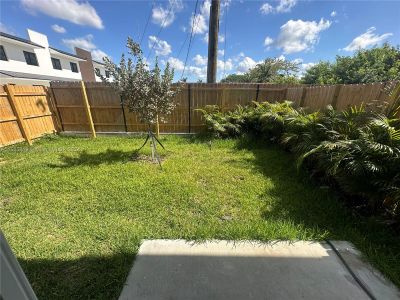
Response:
[93,60,108,82]
[0,29,108,85]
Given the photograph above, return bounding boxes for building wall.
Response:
[0,29,83,81]
[94,64,107,82]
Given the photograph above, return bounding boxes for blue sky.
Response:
[1,0,399,81]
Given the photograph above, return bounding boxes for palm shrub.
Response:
[199,100,400,218]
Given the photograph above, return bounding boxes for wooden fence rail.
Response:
[0,81,397,147]
[0,84,58,147]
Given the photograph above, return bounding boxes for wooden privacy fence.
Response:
[285,82,394,110]
[0,84,59,147]
[50,81,396,135]
[49,82,302,134]
[0,81,397,146]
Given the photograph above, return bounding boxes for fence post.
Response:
[46,86,63,132]
[299,87,307,107]
[80,81,96,138]
[255,84,260,102]
[283,87,288,100]
[120,97,128,132]
[4,84,32,145]
[221,85,226,112]
[331,85,342,109]
[188,84,191,133]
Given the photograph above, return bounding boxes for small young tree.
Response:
[98,37,179,138]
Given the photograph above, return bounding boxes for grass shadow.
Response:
[48,149,135,168]
[19,252,136,300]
[231,136,400,286]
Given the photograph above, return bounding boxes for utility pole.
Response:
[207,0,220,83]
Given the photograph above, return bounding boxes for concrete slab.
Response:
[119,240,400,300]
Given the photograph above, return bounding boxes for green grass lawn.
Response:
[1,134,399,299]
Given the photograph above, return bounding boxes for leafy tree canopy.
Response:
[100,37,179,135]
[302,43,400,84]
[221,58,300,83]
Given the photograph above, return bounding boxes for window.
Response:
[95,68,100,76]
[51,58,62,70]
[23,51,38,66]
[105,70,110,78]
[70,62,78,73]
[0,46,7,61]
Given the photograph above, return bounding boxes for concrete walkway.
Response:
[119,240,400,300]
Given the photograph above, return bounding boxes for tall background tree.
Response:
[99,38,178,138]
[221,58,300,83]
[302,44,400,84]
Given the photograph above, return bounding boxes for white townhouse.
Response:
[0,29,109,85]
[93,60,109,82]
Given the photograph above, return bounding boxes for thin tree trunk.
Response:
[156,114,160,138]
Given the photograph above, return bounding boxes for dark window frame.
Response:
[0,45,8,61]
[51,57,62,70]
[105,70,110,78]
[23,51,39,66]
[70,62,78,73]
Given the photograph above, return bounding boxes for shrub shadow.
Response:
[229,136,400,285]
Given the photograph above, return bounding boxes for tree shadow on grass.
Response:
[231,136,400,286]
[19,252,136,300]
[47,149,165,168]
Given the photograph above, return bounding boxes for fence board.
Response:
[0,84,57,147]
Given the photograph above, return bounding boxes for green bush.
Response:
[199,101,400,218]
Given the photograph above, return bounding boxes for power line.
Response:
[181,0,201,79]
[176,25,191,59]
[139,1,154,46]
[147,2,174,61]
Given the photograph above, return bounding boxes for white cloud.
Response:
[260,0,297,15]
[276,0,297,13]
[191,0,211,34]
[330,11,337,17]
[260,3,273,15]
[302,62,315,70]
[167,56,209,80]
[152,0,183,28]
[91,49,108,61]
[21,0,103,29]
[193,54,207,66]
[292,58,303,64]
[200,0,211,17]
[343,27,392,51]
[192,14,208,34]
[0,22,15,35]
[278,54,286,61]
[218,58,233,72]
[62,34,109,61]
[167,57,185,71]
[148,36,172,56]
[237,56,257,73]
[63,34,96,50]
[218,49,225,56]
[276,18,331,54]
[221,0,232,8]
[152,6,175,28]
[51,24,66,33]
[264,36,274,49]
[92,50,109,61]
[188,66,207,79]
